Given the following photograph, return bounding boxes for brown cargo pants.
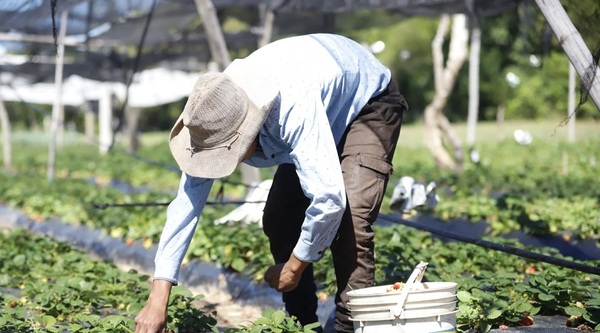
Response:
[262,80,407,332]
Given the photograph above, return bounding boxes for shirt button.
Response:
[271,154,275,158]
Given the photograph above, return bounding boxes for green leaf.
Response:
[457,290,472,302]
[100,315,125,326]
[528,306,541,316]
[486,309,503,320]
[515,302,532,313]
[478,322,492,333]
[586,298,600,306]
[231,257,247,272]
[170,285,193,298]
[13,254,26,266]
[253,317,272,325]
[40,315,57,327]
[537,293,555,301]
[304,322,321,332]
[68,324,83,331]
[564,306,586,316]
[272,310,286,326]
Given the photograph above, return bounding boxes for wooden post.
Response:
[125,106,141,153]
[98,84,113,155]
[496,104,505,140]
[466,18,481,146]
[193,0,261,190]
[193,0,230,70]
[535,0,600,110]
[0,92,11,172]
[83,102,96,144]
[47,10,68,181]
[258,4,275,48]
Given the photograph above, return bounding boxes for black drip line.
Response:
[92,200,266,210]
[92,176,266,209]
[378,214,600,276]
[92,194,600,277]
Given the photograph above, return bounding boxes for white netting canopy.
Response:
[0,0,531,107]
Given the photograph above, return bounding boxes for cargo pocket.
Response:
[344,153,393,223]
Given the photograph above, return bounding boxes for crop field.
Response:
[0,119,599,332]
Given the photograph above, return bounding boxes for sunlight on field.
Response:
[397,119,600,148]
[5,119,599,150]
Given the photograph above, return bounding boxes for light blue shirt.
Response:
[154,33,391,283]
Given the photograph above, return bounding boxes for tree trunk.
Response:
[0,94,11,172]
[424,14,469,171]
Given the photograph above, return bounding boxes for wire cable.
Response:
[93,200,267,209]
[109,0,158,150]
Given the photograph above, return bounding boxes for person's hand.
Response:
[264,254,309,292]
[135,280,173,333]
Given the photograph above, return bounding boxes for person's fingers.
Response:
[265,264,290,290]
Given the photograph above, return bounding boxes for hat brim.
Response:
[169,69,278,179]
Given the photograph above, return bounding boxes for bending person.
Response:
[135,33,407,333]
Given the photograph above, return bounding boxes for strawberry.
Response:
[518,315,534,326]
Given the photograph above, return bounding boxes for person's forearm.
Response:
[135,279,173,332]
[148,279,173,305]
[289,253,310,273]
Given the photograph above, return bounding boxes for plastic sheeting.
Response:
[0,67,200,108]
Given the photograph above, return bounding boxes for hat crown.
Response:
[183,73,247,148]
[168,66,277,179]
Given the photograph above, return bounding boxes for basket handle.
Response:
[391,261,428,318]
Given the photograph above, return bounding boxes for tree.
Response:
[423,14,469,171]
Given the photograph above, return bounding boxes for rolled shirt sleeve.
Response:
[283,91,347,262]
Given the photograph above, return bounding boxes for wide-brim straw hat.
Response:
[169,69,278,178]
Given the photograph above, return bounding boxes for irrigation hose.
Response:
[92,200,266,209]
[92,200,600,276]
[379,214,600,276]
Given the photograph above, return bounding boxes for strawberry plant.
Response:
[0,229,217,333]
[1,128,600,332]
[223,310,321,333]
